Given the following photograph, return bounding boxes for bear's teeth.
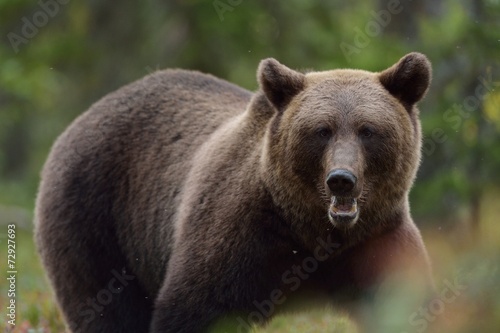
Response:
[331,197,357,214]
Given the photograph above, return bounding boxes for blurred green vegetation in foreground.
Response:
[1,0,500,332]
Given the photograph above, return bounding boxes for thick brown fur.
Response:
[35,53,433,333]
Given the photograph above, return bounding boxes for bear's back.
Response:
[35,70,252,294]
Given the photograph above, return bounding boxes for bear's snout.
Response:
[326,169,361,227]
[326,169,357,196]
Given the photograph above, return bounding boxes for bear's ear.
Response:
[258,58,305,112]
[378,52,432,109]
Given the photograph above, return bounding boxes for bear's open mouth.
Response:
[328,196,359,225]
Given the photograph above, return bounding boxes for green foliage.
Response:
[250,309,358,333]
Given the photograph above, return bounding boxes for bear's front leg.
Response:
[149,235,292,333]
[329,220,434,331]
[150,276,221,333]
[343,220,433,292]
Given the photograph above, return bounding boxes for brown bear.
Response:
[35,52,433,333]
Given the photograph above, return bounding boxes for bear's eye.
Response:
[316,128,331,138]
[360,127,375,138]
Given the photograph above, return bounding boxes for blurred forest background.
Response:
[0,0,499,332]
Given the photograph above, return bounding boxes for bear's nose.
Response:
[326,169,357,196]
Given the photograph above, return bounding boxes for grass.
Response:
[0,227,65,333]
[1,189,500,332]
[250,310,358,333]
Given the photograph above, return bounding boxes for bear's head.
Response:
[258,53,431,236]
